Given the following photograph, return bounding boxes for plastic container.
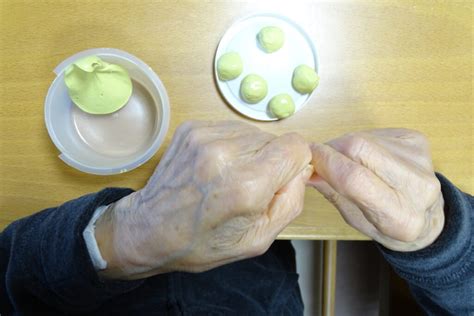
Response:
[44,48,170,175]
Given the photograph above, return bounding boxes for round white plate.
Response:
[214,13,319,121]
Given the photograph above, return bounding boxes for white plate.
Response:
[214,13,319,121]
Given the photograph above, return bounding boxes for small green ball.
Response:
[292,65,319,94]
[268,93,295,119]
[240,74,268,104]
[257,26,285,53]
[217,52,243,81]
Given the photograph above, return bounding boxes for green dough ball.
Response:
[240,74,268,104]
[217,52,243,81]
[64,55,132,114]
[257,26,285,53]
[269,93,295,119]
[292,65,319,94]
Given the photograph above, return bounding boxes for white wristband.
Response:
[83,205,109,271]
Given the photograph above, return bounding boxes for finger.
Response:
[310,176,427,250]
[196,121,261,140]
[267,165,313,235]
[241,165,312,255]
[363,128,417,139]
[364,132,434,171]
[183,122,260,147]
[175,120,258,149]
[148,121,258,184]
[165,120,255,153]
[326,133,417,189]
[187,129,276,184]
[224,131,276,158]
[206,166,311,262]
[165,122,262,175]
[225,166,312,261]
[154,121,211,169]
[363,129,431,158]
[363,128,428,149]
[310,143,399,229]
[252,133,312,192]
[310,175,378,237]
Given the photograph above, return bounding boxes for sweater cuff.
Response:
[377,173,473,288]
[83,205,110,270]
[40,188,144,311]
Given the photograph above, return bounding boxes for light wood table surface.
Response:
[1,1,472,239]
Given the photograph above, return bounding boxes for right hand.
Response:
[96,121,312,280]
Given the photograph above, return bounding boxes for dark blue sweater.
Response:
[0,174,472,315]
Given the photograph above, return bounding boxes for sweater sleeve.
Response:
[378,174,473,315]
[0,188,144,315]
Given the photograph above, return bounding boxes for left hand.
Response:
[309,129,445,252]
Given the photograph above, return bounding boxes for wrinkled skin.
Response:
[309,129,445,252]
[96,121,312,280]
[97,123,445,280]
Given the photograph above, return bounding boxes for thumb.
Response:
[266,165,313,236]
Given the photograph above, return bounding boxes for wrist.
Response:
[415,194,445,250]
[95,191,149,279]
[95,191,181,280]
[380,194,445,252]
[94,203,129,279]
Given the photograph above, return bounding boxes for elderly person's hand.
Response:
[310,129,445,252]
[96,121,312,280]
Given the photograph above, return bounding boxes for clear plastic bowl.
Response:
[44,48,170,175]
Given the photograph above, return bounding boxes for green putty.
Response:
[292,65,319,94]
[268,93,295,119]
[257,26,285,53]
[240,74,268,104]
[217,52,243,81]
[64,55,133,114]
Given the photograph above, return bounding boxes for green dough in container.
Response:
[268,93,295,119]
[217,52,243,81]
[292,64,319,94]
[64,55,133,115]
[240,74,268,104]
[257,26,285,53]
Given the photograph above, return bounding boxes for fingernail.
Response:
[302,165,314,181]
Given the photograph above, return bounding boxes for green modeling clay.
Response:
[292,65,319,94]
[240,74,268,104]
[268,93,295,119]
[64,55,133,114]
[217,52,243,81]
[257,26,285,53]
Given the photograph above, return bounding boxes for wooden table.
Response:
[1,1,472,240]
